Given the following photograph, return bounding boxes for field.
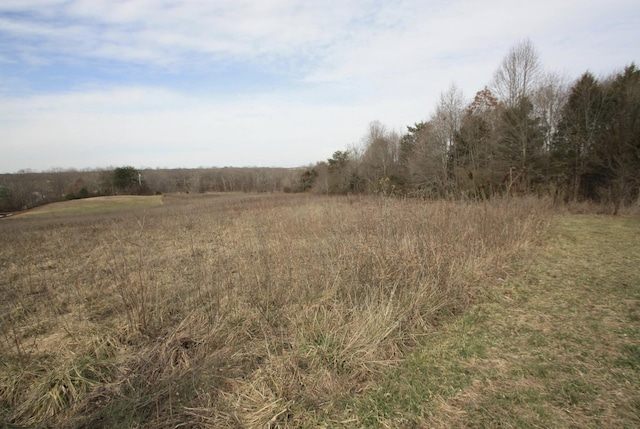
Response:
[15,195,163,218]
[0,193,637,427]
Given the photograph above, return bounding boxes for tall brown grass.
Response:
[0,193,550,427]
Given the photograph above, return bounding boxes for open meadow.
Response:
[3,193,636,427]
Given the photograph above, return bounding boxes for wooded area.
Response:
[316,41,639,213]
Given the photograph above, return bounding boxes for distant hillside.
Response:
[14,195,163,217]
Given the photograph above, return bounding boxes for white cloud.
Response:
[1,0,373,68]
[0,86,376,170]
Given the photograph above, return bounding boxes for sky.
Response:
[0,0,638,173]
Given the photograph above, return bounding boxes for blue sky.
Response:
[1,0,638,173]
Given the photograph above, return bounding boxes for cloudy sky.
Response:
[0,0,638,172]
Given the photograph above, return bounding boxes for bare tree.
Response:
[534,72,569,153]
[360,121,401,192]
[432,83,465,177]
[492,39,542,109]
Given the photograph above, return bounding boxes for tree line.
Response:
[0,166,303,212]
[306,40,639,213]
[2,40,637,213]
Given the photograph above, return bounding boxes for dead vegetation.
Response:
[0,193,549,427]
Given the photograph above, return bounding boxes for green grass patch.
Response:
[617,344,640,369]
[14,195,163,217]
[351,214,640,428]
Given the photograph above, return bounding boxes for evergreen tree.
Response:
[113,166,140,194]
[552,72,606,201]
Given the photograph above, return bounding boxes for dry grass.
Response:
[0,193,549,428]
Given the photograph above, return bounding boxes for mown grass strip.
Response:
[15,195,163,217]
[353,215,640,428]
